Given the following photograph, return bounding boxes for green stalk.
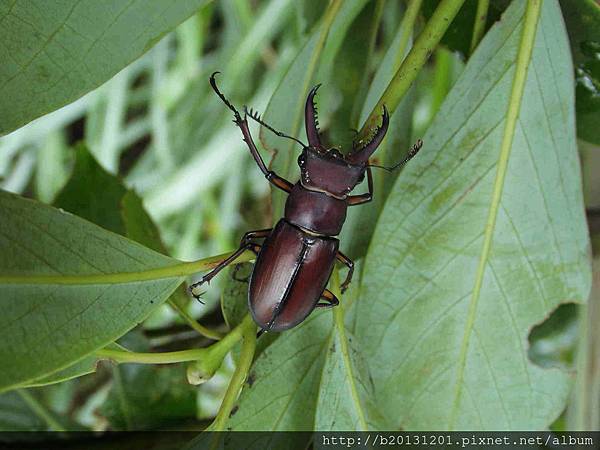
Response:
[358,0,466,139]
[469,0,489,54]
[449,0,542,430]
[17,389,66,432]
[167,298,224,341]
[210,314,257,439]
[393,0,424,71]
[1,250,255,285]
[95,318,246,365]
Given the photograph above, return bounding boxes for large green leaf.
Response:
[356,0,591,430]
[0,190,184,391]
[0,0,210,136]
[559,0,600,144]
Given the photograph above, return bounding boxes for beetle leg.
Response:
[336,251,355,293]
[210,73,294,193]
[346,166,373,206]
[239,228,272,246]
[316,289,340,308]
[229,228,272,283]
[257,328,268,338]
[189,242,261,302]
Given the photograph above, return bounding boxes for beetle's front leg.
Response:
[189,242,262,303]
[346,166,373,206]
[210,73,293,193]
[316,289,340,308]
[336,251,354,293]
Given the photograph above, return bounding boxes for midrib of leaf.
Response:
[330,269,369,430]
[448,0,542,429]
[0,250,255,285]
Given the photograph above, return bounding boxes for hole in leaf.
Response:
[528,303,580,370]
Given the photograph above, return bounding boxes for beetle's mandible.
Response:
[190,72,423,335]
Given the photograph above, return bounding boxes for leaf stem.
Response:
[469,0,489,54]
[167,298,224,340]
[211,314,257,436]
[449,0,542,429]
[95,317,247,365]
[1,250,256,285]
[16,389,66,432]
[358,0,466,139]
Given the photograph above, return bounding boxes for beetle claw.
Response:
[189,279,208,304]
[190,288,206,305]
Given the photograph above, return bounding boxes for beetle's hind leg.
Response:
[257,328,267,338]
[230,228,272,283]
[189,242,262,303]
[336,251,355,293]
[316,289,340,308]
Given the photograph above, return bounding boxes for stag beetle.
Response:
[190,73,422,334]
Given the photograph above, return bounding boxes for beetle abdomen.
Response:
[249,219,338,331]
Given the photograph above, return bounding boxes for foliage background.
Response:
[0,0,598,441]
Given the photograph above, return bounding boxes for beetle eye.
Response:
[297,154,306,167]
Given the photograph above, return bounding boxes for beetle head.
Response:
[300,85,389,197]
[297,147,364,198]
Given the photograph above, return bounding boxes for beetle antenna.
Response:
[244,106,307,148]
[368,139,423,172]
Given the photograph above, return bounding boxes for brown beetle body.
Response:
[249,219,338,331]
[190,73,422,334]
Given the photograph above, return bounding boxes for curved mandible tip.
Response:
[305,84,323,148]
[209,71,241,118]
[347,105,389,165]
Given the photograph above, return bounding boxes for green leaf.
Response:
[559,0,600,144]
[19,342,125,389]
[221,264,252,330]
[100,332,196,430]
[20,356,100,389]
[54,144,127,233]
[0,190,184,391]
[356,0,591,430]
[0,391,46,431]
[316,328,385,431]
[0,0,211,136]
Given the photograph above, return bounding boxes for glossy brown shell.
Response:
[284,183,347,236]
[248,219,338,331]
